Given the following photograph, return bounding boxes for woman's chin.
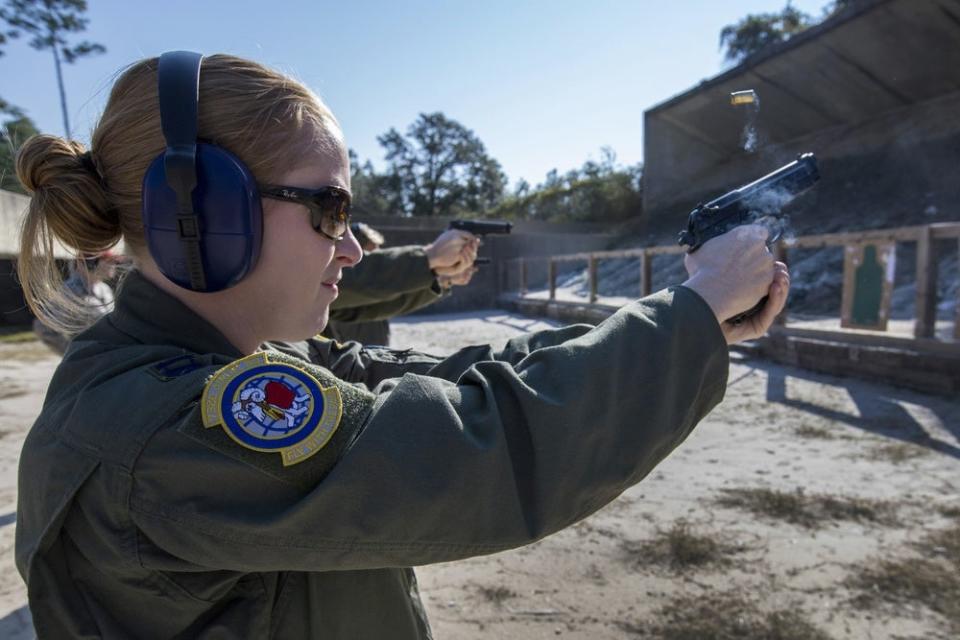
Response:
[314,310,331,336]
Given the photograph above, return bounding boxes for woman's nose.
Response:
[336,227,364,266]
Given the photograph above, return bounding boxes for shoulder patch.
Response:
[201,352,344,467]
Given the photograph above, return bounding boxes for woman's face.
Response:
[243,142,363,341]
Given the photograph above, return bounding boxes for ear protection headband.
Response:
[141,51,263,292]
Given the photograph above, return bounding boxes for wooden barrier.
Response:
[506,223,960,344]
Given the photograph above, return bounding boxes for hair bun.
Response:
[16,134,122,254]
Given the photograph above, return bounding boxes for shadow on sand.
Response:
[755,358,960,459]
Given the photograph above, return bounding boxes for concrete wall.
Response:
[642,0,960,227]
[1,191,32,325]
[0,259,32,326]
[1,188,79,261]
[1,189,81,326]
[0,189,32,259]
[646,90,960,234]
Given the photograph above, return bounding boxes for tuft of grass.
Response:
[939,505,960,520]
[715,488,898,529]
[0,386,27,400]
[915,523,960,567]
[847,559,960,631]
[794,425,836,440]
[628,592,832,640]
[867,443,929,464]
[623,520,744,572]
[848,524,960,632]
[0,328,36,344]
[476,584,517,607]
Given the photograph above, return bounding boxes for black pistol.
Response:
[678,153,819,323]
[449,219,513,236]
[449,220,512,269]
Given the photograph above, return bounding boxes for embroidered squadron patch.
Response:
[201,352,343,466]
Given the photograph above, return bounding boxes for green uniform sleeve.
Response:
[330,246,436,310]
[291,321,596,387]
[328,282,442,324]
[129,286,728,574]
[268,338,448,386]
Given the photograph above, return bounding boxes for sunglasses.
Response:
[259,184,352,241]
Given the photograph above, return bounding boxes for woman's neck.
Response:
[137,261,266,355]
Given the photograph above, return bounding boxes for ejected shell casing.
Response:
[730,90,757,106]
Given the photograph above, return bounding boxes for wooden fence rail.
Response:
[502,223,960,342]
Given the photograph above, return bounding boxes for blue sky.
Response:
[0,0,830,188]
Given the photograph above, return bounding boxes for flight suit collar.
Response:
[110,270,243,358]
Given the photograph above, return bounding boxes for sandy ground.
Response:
[1,309,959,639]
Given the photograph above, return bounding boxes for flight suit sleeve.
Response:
[328,282,443,324]
[269,337,450,386]
[129,286,729,574]
[330,246,437,310]
[295,319,597,388]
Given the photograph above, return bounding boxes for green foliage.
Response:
[0,0,105,138]
[719,1,857,65]
[348,149,404,217]
[823,0,856,16]
[375,112,507,217]
[0,10,16,51]
[0,108,39,193]
[0,11,22,130]
[351,118,641,224]
[719,2,813,64]
[1,0,103,55]
[490,148,643,224]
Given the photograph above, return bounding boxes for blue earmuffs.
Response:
[141,51,263,292]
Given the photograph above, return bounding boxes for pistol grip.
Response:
[726,296,768,326]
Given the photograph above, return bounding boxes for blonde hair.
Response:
[16,54,341,335]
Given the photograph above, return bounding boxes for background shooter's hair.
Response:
[351,222,385,249]
[15,54,342,336]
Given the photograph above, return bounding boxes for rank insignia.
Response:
[201,352,343,466]
[148,354,206,381]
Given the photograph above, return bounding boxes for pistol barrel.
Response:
[678,153,819,251]
[449,220,513,236]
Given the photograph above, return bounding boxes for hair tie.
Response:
[78,151,101,179]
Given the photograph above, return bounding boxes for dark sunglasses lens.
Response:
[312,191,350,238]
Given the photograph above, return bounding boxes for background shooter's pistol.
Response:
[449,219,513,236]
[449,219,512,268]
[677,152,820,324]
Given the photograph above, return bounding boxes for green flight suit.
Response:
[326,245,445,345]
[329,246,441,317]
[16,269,729,639]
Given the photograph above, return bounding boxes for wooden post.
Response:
[519,258,528,297]
[548,260,557,301]
[955,239,960,341]
[914,226,937,339]
[588,256,599,303]
[774,242,788,326]
[640,251,652,297]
